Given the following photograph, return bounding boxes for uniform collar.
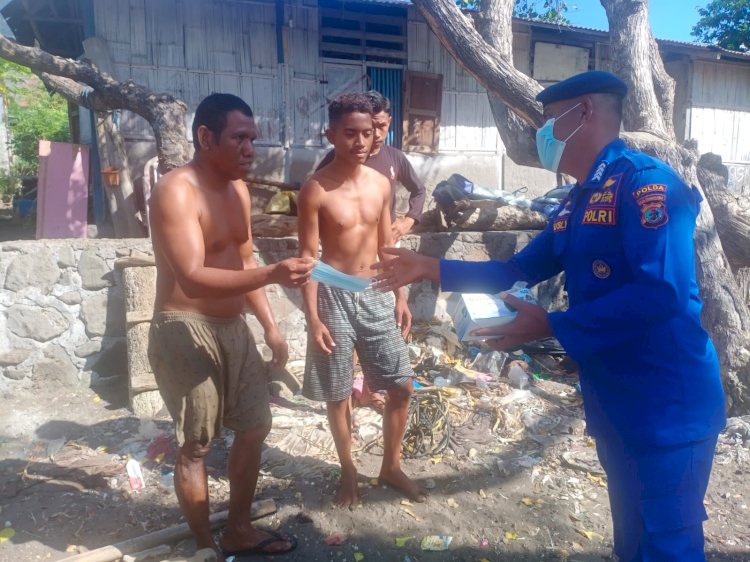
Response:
[581,138,627,188]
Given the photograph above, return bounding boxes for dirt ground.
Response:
[1,346,749,562]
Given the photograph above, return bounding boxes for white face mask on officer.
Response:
[535,102,584,173]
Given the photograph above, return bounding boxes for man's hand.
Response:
[272,257,315,287]
[394,296,412,339]
[265,326,289,370]
[391,217,415,243]
[371,248,440,292]
[309,318,336,355]
[471,293,552,351]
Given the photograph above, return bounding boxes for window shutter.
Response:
[402,71,442,153]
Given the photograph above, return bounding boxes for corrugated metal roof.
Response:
[514,16,750,60]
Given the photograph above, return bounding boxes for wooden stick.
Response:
[58,498,276,562]
[246,177,299,191]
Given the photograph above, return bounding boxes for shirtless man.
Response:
[298,92,426,509]
[148,93,314,559]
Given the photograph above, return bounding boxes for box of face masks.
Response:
[448,283,537,342]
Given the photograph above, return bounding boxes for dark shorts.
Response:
[148,311,271,446]
[303,285,413,402]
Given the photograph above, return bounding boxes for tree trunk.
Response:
[737,268,750,308]
[600,0,675,141]
[697,154,750,270]
[413,0,750,414]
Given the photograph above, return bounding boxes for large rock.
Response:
[4,249,59,293]
[56,245,76,268]
[34,345,79,386]
[0,349,32,366]
[79,251,113,290]
[6,305,69,342]
[81,292,125,336]
[58,291,82,306]
[74,340,102,358]
[3,367,26,381]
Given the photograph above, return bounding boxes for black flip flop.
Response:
[223,530,298,559]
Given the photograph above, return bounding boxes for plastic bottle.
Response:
[507,364,529,389]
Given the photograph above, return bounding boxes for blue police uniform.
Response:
[440,138,726,560]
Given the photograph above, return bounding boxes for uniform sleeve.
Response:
[440,223,562,293]
[397,152,427,223]
[548,168,700,359]
[315,150,335,172]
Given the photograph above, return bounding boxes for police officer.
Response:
[372,70,726,561]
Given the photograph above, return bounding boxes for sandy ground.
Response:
[1,348,749,562]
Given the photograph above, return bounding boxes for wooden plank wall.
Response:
[94,0,508,154]
[689,60,750,163]
[407,16,501,153]
[94,0,281,145]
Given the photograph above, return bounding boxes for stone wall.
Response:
[0,232,554,407]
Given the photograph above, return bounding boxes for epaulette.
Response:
[620,150,660,173]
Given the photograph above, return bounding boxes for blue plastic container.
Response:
[13,199,36,218]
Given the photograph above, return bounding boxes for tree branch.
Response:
[0,35,190,172]
[473,0,541,167]
[413,0,544,129]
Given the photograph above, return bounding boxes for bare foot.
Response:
[335,466,359,509]
[379,468,428,502]
[221,525,295,556]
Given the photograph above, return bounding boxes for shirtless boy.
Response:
[298,92,425,508]
[148,93,314,559]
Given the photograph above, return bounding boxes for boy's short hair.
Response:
[192,93,254,150]
[365,90,391,115]
[328,92,374,127]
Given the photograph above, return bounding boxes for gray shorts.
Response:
[303,285,414,402]
[148,311,271,447]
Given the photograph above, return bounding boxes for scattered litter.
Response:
[446,498,458,508]
[325,533,347,546]
[354,552,365,562]
[401,507,420,521]
[0,528,14,542]
[395,536,414,547]
[504,531,519,541]
[576,529,605,541]
[420,535,452,551]
[507,362,530,389]
[126,458,145,492]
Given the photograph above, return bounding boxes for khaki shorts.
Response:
[148,311,271,446]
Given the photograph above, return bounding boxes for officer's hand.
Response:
[471,293,552,351]
[272,257,315,287]
[371,248,439,292]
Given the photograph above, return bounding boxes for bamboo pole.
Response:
[58,499,276,562]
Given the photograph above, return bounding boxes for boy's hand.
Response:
[394,297,412,339]
[310,319,336,355]
[272,257,315,287]
[391,217,414,242]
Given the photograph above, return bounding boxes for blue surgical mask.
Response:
[535,103,583,173]
[311,261,371,292]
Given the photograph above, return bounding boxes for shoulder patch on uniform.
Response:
[581,173,621,226]
[633,184,667,200]
[640,200,669,229]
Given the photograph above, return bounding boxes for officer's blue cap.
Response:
[536,70,628,105]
